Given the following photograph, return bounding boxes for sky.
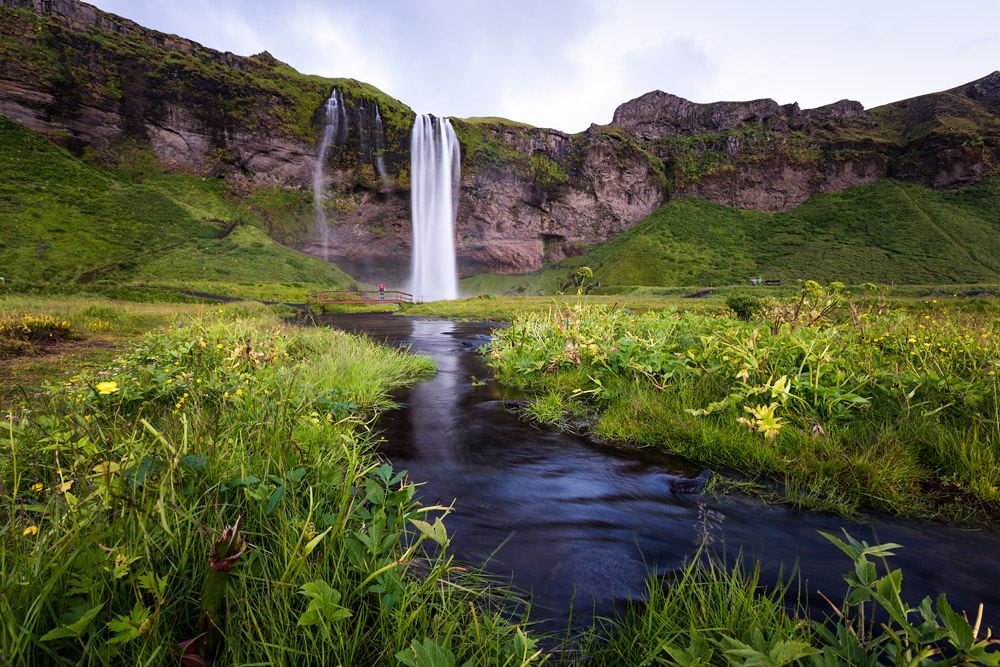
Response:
[88,0,1000,133]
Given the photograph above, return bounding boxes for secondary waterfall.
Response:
[410,114,460,301]
[313,90,343,261]
[374,102,389,189]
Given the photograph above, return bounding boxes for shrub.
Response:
[726,294,763,321]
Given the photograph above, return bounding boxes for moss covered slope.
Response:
[0,113,353,288]
[462,176,1000,293]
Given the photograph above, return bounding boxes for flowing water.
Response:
[410,115,460,302]
[374,102,390,190]
[313,90,344,261]
[324,313,1000,631]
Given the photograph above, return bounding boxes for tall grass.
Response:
[1,304,547,665]
[486,289,1000,520]
[580,553,806,666]
[580,532,1000,667]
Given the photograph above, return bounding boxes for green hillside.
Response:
[0,114,353,289]
[462,176,1000,294]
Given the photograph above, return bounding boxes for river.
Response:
[322,313,1000,631]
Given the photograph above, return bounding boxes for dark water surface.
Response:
[324,314,1000,629]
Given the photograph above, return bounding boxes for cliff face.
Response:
[609,77,1000,212]
[1,0,997,280]
[0,0,668,277]
[305,121,667,281]
[0,0,415,188]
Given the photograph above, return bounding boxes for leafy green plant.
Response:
[487,300,1000,518]
[727,294,764,321]
[297,579,352,639]
[812,530,1000,667]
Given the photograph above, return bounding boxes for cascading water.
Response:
[336,90,348,144]
[313,90,342,261]
[410,114,460,301]
[374,102,389,189]
[357,102,371,164]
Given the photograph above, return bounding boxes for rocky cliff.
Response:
[1,0,997,280]
[610,75,1000,211]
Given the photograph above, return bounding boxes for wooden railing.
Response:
[306,290,414,307]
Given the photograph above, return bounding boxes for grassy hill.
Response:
[461,176,1000,294]
[0,114,354,290]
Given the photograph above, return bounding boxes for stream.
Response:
[322,313,1000,631]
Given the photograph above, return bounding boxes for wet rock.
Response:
[668,468,712,495]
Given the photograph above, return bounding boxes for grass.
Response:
[580,531,999,667]
[399,294,720,322]
[2,296,998,666]
[458,117,538,128]
[484,288,1000,522]
[0,296,213,410]
[0,114,355,291]
[463,176,1000,295]
[0,299,551,665]
[399,287,1000,324]
[579,552,806,666]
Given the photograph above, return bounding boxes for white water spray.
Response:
[357,102,371,163]
[410,114,460,301]
[374,102,389,189]
[313,90,342,261]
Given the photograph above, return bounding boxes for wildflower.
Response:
[23,526,38,536]
[96,381,119,394]
[31,482,43,492]
[217,344,223,349]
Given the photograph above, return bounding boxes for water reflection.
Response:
[322,314,1000,629]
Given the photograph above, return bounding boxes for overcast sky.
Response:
[88,0,999,133]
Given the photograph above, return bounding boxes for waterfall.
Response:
[313,90,342,261]
[336,90,348,144]
[374,102,389,189]
[357,102,371,164]
[410,114,460,302]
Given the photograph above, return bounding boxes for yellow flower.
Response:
[31,483,43,492]
[23,526,38,537]
[236,388,242,396]
[217,344,224,349]
[96,381,119,394]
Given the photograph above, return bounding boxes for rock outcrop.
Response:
[609,78,1000,212]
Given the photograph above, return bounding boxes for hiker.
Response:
[379,284,385,300]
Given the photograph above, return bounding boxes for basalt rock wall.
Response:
[610,76,1000,212]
